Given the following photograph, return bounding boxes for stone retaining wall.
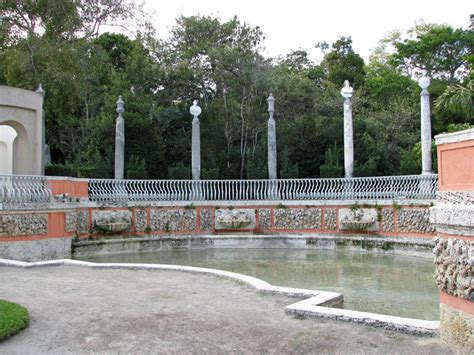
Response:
[431,128,474,354]
[0,201,435,262]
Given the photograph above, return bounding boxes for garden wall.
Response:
[430,128,474,354]
[0,197,435,261]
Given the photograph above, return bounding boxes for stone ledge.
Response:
[286,304,439,336]
[435,128,474,145]
[71,234,435,259]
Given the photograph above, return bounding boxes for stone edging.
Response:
[0,258,439,336]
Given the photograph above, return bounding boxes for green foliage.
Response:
[319,36,366,88]
[434,80,473,122]
[167,163,190,180]
[0,300,29,341]
[0,6,469,180]
[319,143,343,178]
[400,150,420,175]
[126,155,147,179]
[280,146,299,178]
[45,164,74,177]
[390,24,473,82]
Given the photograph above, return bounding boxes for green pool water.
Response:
[75,248,439,320]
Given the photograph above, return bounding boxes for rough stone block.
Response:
[0,237,72,261]
[437,191,474,205]
[134,209,148,232]
[66,211,89,234]
[274,208,321,230]
[150,209,196,232]
[0,213,48,237]
[440,304,474,354]
[323,208,337,230]
[398,209,434,234]
[258,208,271,229]
[433,237,473,300]
[199,208,212,231]
[381,208,395,233]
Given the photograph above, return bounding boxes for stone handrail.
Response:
[0,174,438,204]
[88,174,438,202]
[0,174,52,204]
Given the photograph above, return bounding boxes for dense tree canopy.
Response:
[0,2,472,179]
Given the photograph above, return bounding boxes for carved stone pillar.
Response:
[114,96,125,180]
[341,80,354,178]
[419,75,433,175]
[267,94,277,179]
[190,100,202,180]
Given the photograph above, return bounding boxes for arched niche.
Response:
[0,125,18,174]
[0,85,45,175]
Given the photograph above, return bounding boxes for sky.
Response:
[146,0,473,62]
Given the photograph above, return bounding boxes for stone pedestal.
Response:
[114,96,125,180]
[341,81,354,178]
[430,128,474,354]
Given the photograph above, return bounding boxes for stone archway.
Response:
[0,85,45,175]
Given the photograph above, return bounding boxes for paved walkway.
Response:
[0,266,450,354]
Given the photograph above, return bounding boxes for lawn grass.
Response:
[0,300,29,341]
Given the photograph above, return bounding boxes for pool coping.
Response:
[0,258,439,336]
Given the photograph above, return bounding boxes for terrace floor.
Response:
[0,266,450,354]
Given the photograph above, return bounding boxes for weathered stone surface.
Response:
[199,208,212,231]
[341,80,354,178]
[258,208,271,229]
[66,211,89,234]
[437,191,474,205]
[419,76,433,174]
[440,303,474,354]
[0,214,48,237]
[433,237,473,300]
[323,208,337,230]
[150,209,196,232]
[134,209,148,232]
[114,96,125,180]
[398,209,434,234]
[215,209,256,230]
[339,208,378,231]
[430,205,474,236]
[267,94,277,180]
[0,237,72,261]
[381,208,395,233]
[274,208,321,230]
[190,100,202,180]
[92,210,132,233]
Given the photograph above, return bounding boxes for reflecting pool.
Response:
[75,248,439,320]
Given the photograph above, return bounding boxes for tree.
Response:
[390,24,473,82]
[318,36,366,88]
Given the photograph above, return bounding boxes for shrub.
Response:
[0,300,29,340]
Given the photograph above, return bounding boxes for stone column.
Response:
[114,96,125,180]
[418,75,433,175]
[267,94,277,179]
[341,80,354,178]
[35,84,46,175]
[190,100,202,180]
